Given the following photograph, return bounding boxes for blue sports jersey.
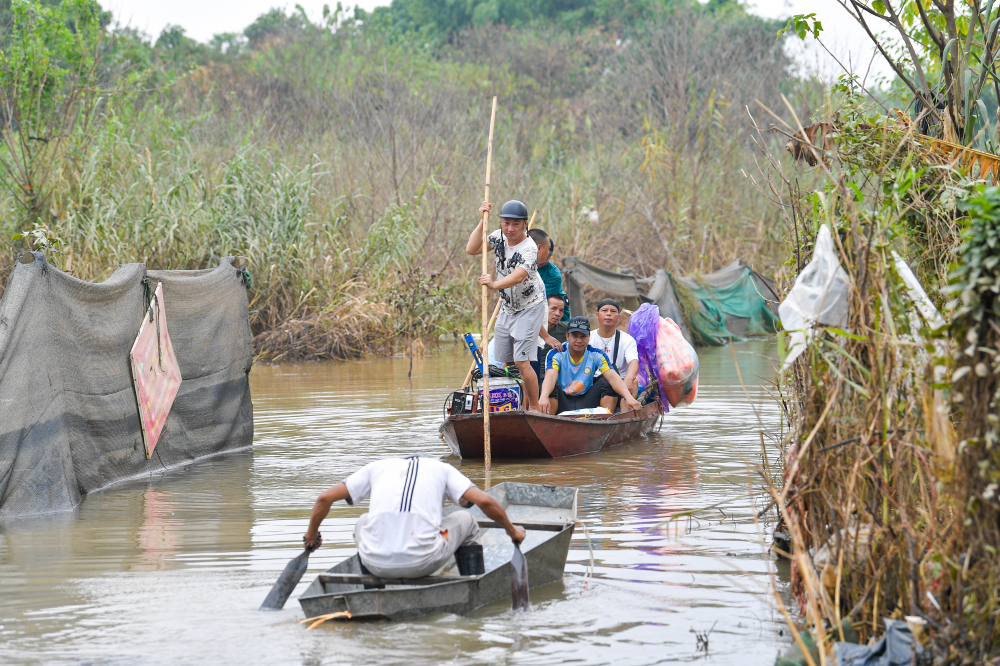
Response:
[545,346,612,395]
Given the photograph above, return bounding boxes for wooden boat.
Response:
[440,399,665,458]
[298,482,577,621]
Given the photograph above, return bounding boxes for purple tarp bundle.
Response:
[627,303,669,414]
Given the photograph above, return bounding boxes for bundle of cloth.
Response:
[627,303,699,409]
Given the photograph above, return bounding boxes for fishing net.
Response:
[562,257,778,347]
[672,260,780,346]
[0,252,254,520]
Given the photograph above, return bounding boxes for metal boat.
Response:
[440,399,665,458]
[298,482,578,621]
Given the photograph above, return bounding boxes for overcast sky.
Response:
[106,0,892,83]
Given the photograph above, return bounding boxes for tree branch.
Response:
[915,0,945,49]
[838,0,939,122]
[879,0,932,94]
[973,8,1000,102]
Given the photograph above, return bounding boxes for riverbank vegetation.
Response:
[0,0,810,360]
[760,4,1000,661]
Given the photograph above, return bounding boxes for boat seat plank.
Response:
[476,520,568,532]
[318,574,477,587]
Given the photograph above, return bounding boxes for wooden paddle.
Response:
[461,209,539,389]
[259,546,314,610]
[481,96,497,473]
[260,494,352,610]
[510,542,530,611]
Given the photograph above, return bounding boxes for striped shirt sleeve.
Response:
[590,347,612,376]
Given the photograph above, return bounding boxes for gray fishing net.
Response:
[0,252,254,521]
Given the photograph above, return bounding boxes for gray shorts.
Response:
[494,301,546,364]
[355,511,480,578]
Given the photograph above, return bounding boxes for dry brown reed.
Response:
[253,290,393,362]
[749,86,1000,661]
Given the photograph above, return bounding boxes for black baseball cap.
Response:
[596,298,620,312]
[567,316,591,335]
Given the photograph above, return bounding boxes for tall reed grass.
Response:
[753,84,1000,661]
[1,2,811,360]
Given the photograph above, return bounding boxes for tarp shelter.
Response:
[562,256,779,346]
[0,253,254,521]
[673,260,780,345]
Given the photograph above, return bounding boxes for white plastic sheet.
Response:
[891,250,945,334]
[778,224,851,371]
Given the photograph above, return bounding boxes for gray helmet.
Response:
[499,200,529,219]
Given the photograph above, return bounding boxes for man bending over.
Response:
[539,317,641,415]
[303,456,525,579]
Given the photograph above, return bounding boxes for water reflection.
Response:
[0,340,789,666]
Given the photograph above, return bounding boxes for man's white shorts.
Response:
[493,301,546,364]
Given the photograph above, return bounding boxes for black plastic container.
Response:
[454,543,485,575]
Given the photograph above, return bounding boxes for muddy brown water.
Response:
[0,340,791,665]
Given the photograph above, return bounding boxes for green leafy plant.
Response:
[0,0,112,225]
[777,12,823,40]
[945,185,1000,468]
[11,224,64,253]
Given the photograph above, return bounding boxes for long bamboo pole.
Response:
[461,209,538,390]
[481,96,497,473]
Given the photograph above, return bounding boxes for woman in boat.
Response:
[302,456,525,579]
[539,317,642,415]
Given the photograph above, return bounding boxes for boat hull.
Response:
[440,399,664,458]
[298,482,578,621]
[298,527,573,620]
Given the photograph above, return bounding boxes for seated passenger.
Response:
[534,294,569,382]
[539,317,641,415]
[589,298,640,401]
[302,457,525,579]
[538,294,568,365]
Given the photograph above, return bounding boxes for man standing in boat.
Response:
[467,199,547,412]
[527,228,570,323]
[539,317,642,415]
[302,457,525,579]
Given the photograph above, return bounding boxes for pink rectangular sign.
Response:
[130,282,182,459]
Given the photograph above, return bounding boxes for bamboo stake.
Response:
[482,96,497,473]
[461,209,538,389]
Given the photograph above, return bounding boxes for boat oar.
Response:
[259,547,312,610]
[510,542,530,611]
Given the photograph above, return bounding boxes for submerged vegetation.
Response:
[0,0,807,359]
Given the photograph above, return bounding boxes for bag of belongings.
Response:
[628,303,699,408]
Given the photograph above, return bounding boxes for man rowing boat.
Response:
[303,457,525,578]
